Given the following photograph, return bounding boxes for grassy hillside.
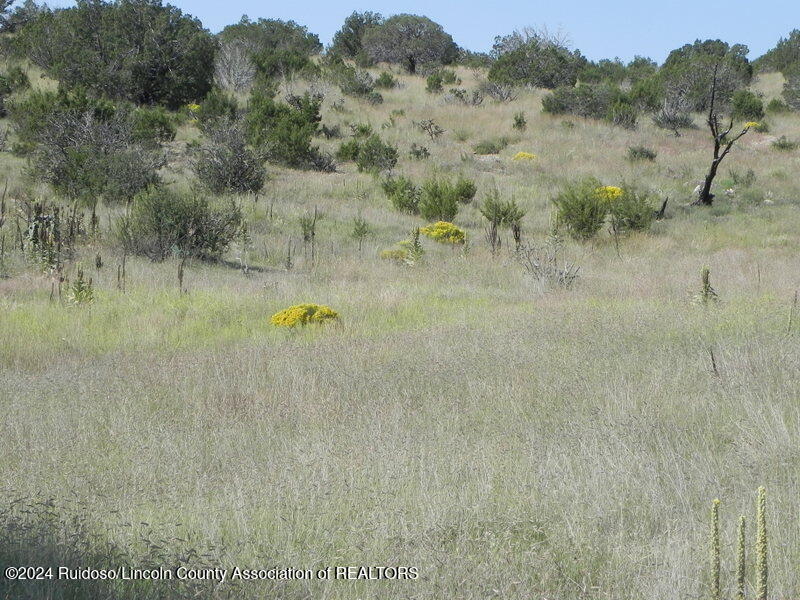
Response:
[2,64,800,599]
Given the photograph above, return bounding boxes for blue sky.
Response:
[45,0,800,62]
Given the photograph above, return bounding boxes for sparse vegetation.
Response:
[2,7,800,600]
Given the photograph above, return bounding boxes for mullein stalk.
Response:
[736,515,746,600]
[711,498,721,600]
[755,487,768,600]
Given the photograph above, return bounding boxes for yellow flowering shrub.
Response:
[419,221,466,244]
[270,303,339,327]
[512,151,537,161]
[744,121,760,129]
[594,185,624,203]
[186,103,201,113]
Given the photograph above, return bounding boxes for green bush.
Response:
[409,143,430,159]
[474,137,509,154]
[335,139,361,161]
[488,37,583,88]
[543,82,638,128]
[121,188,243,261]
[9,88,117,154]
[766,97,790,113]
[607,99,638,129]
[426,72,444,94]
[512,111,527,130]
[355,135,397,172]
[30,111,163,204]
[324,57,382,102]
[0,65,29,93]
[626,145,657,162]
[628,76,663,112]
[608,187,655,234]
[381,176,419,213]
[374,72,397,89]
[453,175,477,203]
[350,122,374,138]
[552,177,607,240]
[336,134,396,172]
[731,90,764,121]
[419,178,459,221]
[439,69,460,85]
[245,88,332,170]
[192,119,266,194]
[131,106,176,143]
[772,135,797,151]
[196,88,238,128]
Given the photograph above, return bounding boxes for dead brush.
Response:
[515,235,579,289]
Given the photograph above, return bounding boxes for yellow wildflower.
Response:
[186,103,201,113]
[270,303,339,327]
[419,221,466,244]
[595,185,623,203]
[744,121,760,129]
[512,151,537,161]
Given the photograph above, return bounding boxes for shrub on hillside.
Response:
[652,108,696,134]
[766,98,790,113]
[30,111,163,204]
[355,135,397,172]
[381,176,419,213]
[408,143,430,159]
[9,88,117,154]
[626,145,657,162]
[323,56,383,103]
[425,72,444,94]
[0,65,29,94]
[336,134,397,172]
[192,119,266,194]
[120,188,243,261]
[772,135,797,151]
[731,90,764,121]
[607,186,655,234]
[453,175,477,203]
[553,180,655,239]
[419,178,460,221]
[131,106,176,143]
[488,32,584,89]
[474,138,509,154]
[374,72,397,89]
[196,87,239,128]
[543,83,638,128]
[245,87,333,171]
[552,177,607,240]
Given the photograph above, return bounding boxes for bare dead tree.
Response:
[695,65,755,206]
[214,39,257,92]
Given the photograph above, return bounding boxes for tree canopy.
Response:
[488,30,586,89]
[361,14,458,74]
[329,11,383,60]
[659,39,752,111]
[755,29,800,74]
[15,0,217,108]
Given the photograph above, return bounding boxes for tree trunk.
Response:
[696,159,720,205]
